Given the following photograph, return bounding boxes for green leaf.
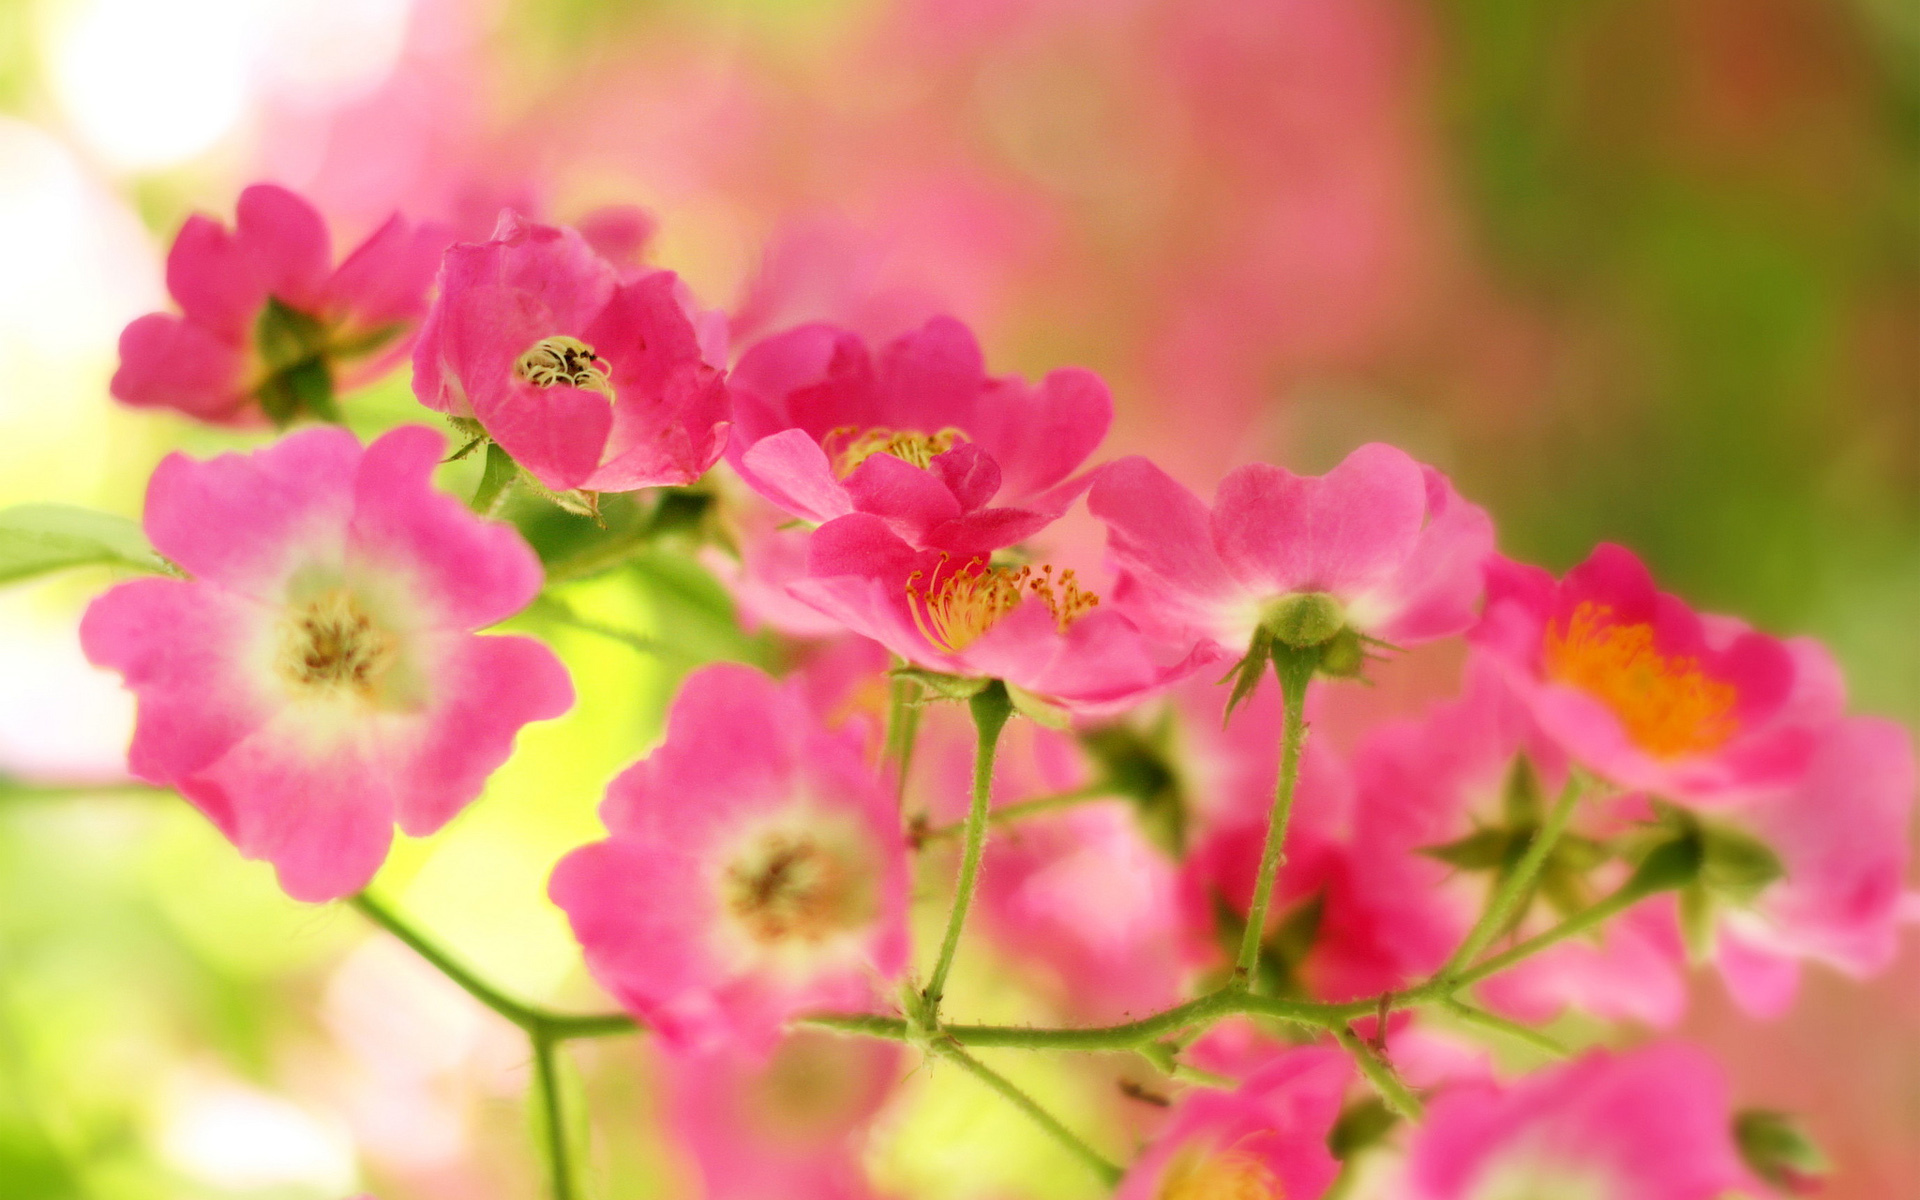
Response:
[1699,822,1786,905]
[1421,827,1517,871]
[1624,832,1704,896]
[1327,1095,1400,1159]
[0,504,167,585]
[1502,756,1545,825]
[1734,1109,1829,1193]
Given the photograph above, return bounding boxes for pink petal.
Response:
[585,361,732,491]
[110,312,251,423]
[841,450,964,539]
[144,426,363,599]
[966,366,1111,501]
[324,213,447,332]
[1211,442,1428,599]
[165,213,265,341]
[473,379,613,493]
[728,322,855,445]
[346,426,546,629]
[873,315,986,432]
[234,184,333,313]
[928,441,1001,512]
[737,428,856,525]
[1367,466,1495,643]
[1089,456,1244,640]
[394,633,573,836]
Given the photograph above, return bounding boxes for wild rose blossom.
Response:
[80,425,573,901]
[114,184,446,425]
[1114,1046,1348,1200]
[1470,544,1842,802]
[727,316,1111,553]
[1089,445,1494,665]
[411,211,732,494]
[549,663,909,1052]
[1404,1044,1760,1200]
[792,512,1209,716]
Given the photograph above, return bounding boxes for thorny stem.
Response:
[1444,878,1654,994]
[934,1041,1122,1186]
[1235,647,1316,984]
[1437,775,1585,982]
[1442,998,1570,1058]
[922,681,1014,1017]
[1332,1024,1424,1122]
[915,780,1120,843]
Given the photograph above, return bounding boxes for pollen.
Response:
[513,335,612,396]
[824,425,967,478]
[1157,1148,1284,1200]
[905,556,1100,653]
[277,589,399,698]
[722,831,876,946]
[1543,601,1739,759]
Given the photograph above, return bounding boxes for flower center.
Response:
[824,425,967,478]
[905,556,1100,653]
[276,588,398,698]
[1543,601,1738,759]
[721,830,876,946]
[513,335,612,396]
[1157,1148,1283,1200]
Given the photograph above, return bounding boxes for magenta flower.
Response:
[792,513,1210,716]
[659,1029,902,1200]
[1114,1047,1347,1200]
[1089,445,1494,664]
[1406,1044,1759,1200]
[727,316,1111,554]
[79,425,573,902]
[113,184,446,425]
[548,663,909,1052]
[1471,544,1842,801]
[410,211,732,494]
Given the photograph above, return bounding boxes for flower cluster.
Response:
[65,187,1910,1198]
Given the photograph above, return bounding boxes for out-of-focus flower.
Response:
[549,664,908,1052]
[1089,445,1492,666]
[81,424,571,898]
[113,183,444,425]
[1114,1046,1348,1200]
[1404,1044,1760,1200]
[659,1029,902,1199]
[793,512,1208,717]
[411,212,732,494]
[1471,544,1839,803]
[1701,716,1915,1016]
[727,317,1110,554]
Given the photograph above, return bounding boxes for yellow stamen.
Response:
[1543,601,1738,759]
[825,425,967,478]
[1157,1147,1284,1200]
[513,335,612,397]
[277,588,398,698]
[904,555,1101,653]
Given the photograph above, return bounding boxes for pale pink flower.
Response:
[1405,1044,1760,1200]
[727,316,1110,554]
[114,184,445,425]
[792,513,1209,716]
[1089,445,1493,660]
[1114,1046,1348,1200]
[410,212,732,494]
[80,426,572,902]
[548,664,909,1052]
[1470,543,1842,802]
[659,1029,902,1200]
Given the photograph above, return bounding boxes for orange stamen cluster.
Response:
[905,556,1101,653]
[825,425,967,477]
[1543,601,1738,759]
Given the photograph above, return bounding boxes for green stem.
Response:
[922,681,1013,1016]
[885,673,924,810]
[1437,775,1584,981]
[934,1042,1122,1186]
[1446,880,1652,994]
[1331,1024,1423,1122]
[545,1012,641,1041]
[1441,998,1569,1058]
[351,893,540,1030]
[531,1028,576,1200]
[915,781,1119,842]
[1235,648,1316,984]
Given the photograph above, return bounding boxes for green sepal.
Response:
[890,667,992,701]
[1006,683,1071,729]
[1502,757,1545,826]
[253,298,339,426]
[1622,831,1705,897]
[470,441,519,515]
[1698,822,1785,906]
[1079,717,1187,856]
[1261,591,1344,648]
[1327,1095,1400,1160]
[1421,827,1518,871]
[1733,1109,1829,1193]
[1219,626,1272,726]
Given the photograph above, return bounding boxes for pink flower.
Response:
[1406,1044,1760,1200]
[727,316,1111,554]
[1089,445,1493,663]
[79,425,573,902]
[1114,1047,1347,1200]
[1704,716,1915,1016]
[548,663,909,1052]
[113,184,446,425]
[793,513,1209,716]
[1470,544,1841,802]
[410,211,732,494]
[659,1029,902,1200]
